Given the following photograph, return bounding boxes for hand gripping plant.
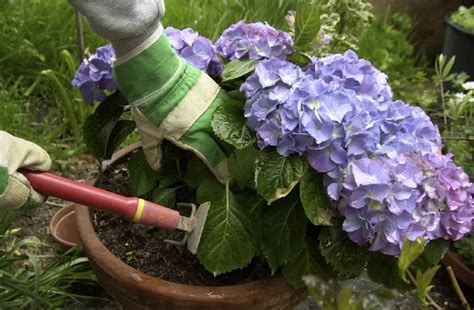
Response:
[75,1,473,304]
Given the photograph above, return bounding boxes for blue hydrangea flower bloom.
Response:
[165,27,223,78]
[241,49,473,255]
[72,44,117,105]
[304,50,392,103]
[215,21,294,61]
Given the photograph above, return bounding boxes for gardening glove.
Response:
[0,131,52,210]
[69,0,230,184]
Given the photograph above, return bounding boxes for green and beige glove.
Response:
[0,131,51,210]
[70,0,230,184]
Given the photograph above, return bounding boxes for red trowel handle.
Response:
[20,170,180,230]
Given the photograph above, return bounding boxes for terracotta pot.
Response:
[443,250,474,288]
[49,205,80,248]
[75,144,306,309]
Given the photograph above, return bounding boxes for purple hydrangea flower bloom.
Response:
[241,49,474,256]
[72,44,117,105]
[215,21,294,61]
[305,50,392,103]
[165,27,223,77]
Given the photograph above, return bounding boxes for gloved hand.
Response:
[0,131,52,210]
[70,0,230,183]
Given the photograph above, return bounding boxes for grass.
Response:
[0,227,99,309]
[163,0,297,40]
[0,0,106,163]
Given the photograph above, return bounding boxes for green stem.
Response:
[439,80,448,130]
[75,11,85,63]
[446,266,470,310]
[41,70,81,141]
[406,270,442,310]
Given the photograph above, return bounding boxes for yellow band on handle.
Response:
[133,199,145,223]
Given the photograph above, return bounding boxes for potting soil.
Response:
[94,167,272,286]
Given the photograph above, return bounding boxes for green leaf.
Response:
[367,252,410,291]
[184,156,213,189]
[196,178,225,203]
[416,265,440,305]
[442,56,455,79]
[228,147,259,188]
[0,210,18,235]
[197,183,261,275]
[0,167,8,195]
[211,102,256,149]
[300,170,333,225]
[128,149,158,196]
[158,174,181,189]
[255,151,306,203]
[412,239,449,271]
[318,221,369,279]
[152,187,177,208]
[337,286,357,310]
[398,237,425,282]
[294,0,322,50]
[83,92,128,160]
[221,59,258,82]
[456,90,473,116]
[262,195,307,273]
[227,90,246,102]
[282,238,333,288]
[105,120,136,159]
[288,52,313,66]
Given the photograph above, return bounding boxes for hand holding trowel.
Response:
[21,170,209,254]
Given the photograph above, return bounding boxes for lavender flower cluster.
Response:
[242,50,474,255]
[72,44,117,106]
[165,27,223,78]
[215,21,294,61]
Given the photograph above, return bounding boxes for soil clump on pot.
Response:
[94,167,271,286]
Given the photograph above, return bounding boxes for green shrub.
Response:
[358,12,433,106]
[451,6,474,32]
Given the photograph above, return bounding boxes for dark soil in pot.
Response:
[93,166,272,286]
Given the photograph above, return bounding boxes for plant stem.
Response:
[406,270,443,310]
[41,70,81,141]
[446,266,471,310]
[439,79,448,130]
[75,10,85,63]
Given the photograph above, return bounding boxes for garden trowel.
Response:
[21,170,209,254]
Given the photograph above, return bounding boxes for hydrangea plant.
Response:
[76,0,474,301]
[72,44,117,105]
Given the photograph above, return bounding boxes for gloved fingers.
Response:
[131,108,165,171]
[0,173,45,210]
[132,107,230,184]
[68,0,164,41]
[0,131,52,174]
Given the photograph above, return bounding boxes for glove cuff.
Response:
[111,18,162,58]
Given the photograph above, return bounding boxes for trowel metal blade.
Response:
[187,202,210,254]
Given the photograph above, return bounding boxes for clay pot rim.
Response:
[443,250,474,288]
[49,204,78,248]
[445,14,474,37]
[75,142,297,300]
